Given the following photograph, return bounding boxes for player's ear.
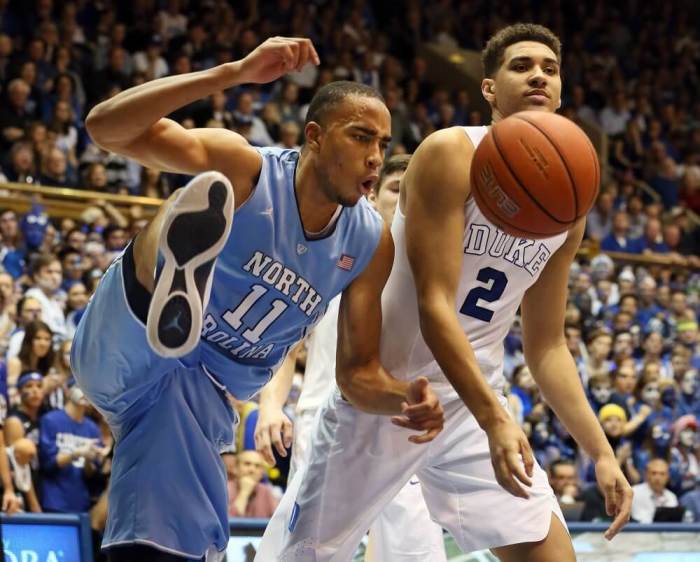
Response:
[481,79,496,105]
[304,122,322,153]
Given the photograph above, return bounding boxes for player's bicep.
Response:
[116,119,262,194]
[404,129,472,309]
[336,225,394,373]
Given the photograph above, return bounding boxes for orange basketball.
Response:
[470,111,600,239]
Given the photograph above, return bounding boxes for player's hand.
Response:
[254,406,293,466]
[237,37,320,84]
[391,377,444,444]
[2,489,21,514]
[484,417,534,499]
[595,454,633,540]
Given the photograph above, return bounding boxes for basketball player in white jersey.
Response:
[255,155,447,562]
[256,23,633,562]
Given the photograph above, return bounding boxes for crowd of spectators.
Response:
[0,1,698,555]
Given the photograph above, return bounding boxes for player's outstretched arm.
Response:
[336,225,443,443]
[521,218,633,539]
[86,37,320,198]
[404,127,534,497]
[254,342,302,465]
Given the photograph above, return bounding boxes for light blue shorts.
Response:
[72,243,236,559]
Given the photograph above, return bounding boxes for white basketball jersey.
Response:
[295,295,340,413]
[379,126,568,399]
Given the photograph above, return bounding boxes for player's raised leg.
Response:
[145,171,234,357]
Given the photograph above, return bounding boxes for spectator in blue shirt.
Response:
[38,380,102,513]
[640,218,670,253]
[600,210,644,253]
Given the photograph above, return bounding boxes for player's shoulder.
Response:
[420,126,473,153]
[255,145,300,164]
[412,127,474,175]
[251,146,300,187]
[406,127,472,200]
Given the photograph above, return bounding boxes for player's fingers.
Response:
[281,39,301,70]
[506,450,532,488]
[255,427,276,466]
[604,509,626,541]
[403,408,443,428]
[270,423,288,458]
[603,481,617,517]
[605,484,633,541]
[307,39,321,65]
[408,427,441,444]
[402,401,435,418]
[391,416,425,430]
[274,44,295,70]
[285,37,320,65]
[294,41,310,71]
[391,415,412,428]
[392,413,443,430]
[286,37,320,61]
[520,438,535,478]
[282,418,294,449]
[495,455,529,499]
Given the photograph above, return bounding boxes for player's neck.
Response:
[294,153,341,233]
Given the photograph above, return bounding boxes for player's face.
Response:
[484,41,561,120]
[314,95,392,207]
[369,171,402,225]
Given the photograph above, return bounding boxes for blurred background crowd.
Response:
[0,0,698,555]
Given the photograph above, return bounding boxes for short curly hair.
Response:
[481,23,562,78]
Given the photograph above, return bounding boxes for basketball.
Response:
[470,111,600,239]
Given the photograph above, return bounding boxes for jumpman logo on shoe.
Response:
[163,308,186,334]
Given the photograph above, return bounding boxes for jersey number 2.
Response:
[460,267,508,322]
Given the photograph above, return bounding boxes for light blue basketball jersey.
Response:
[72,147,383,558]
[198,147,384,400]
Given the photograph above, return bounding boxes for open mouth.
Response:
[359,179,375,195]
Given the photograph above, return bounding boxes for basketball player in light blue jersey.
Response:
[72,37,443,562]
